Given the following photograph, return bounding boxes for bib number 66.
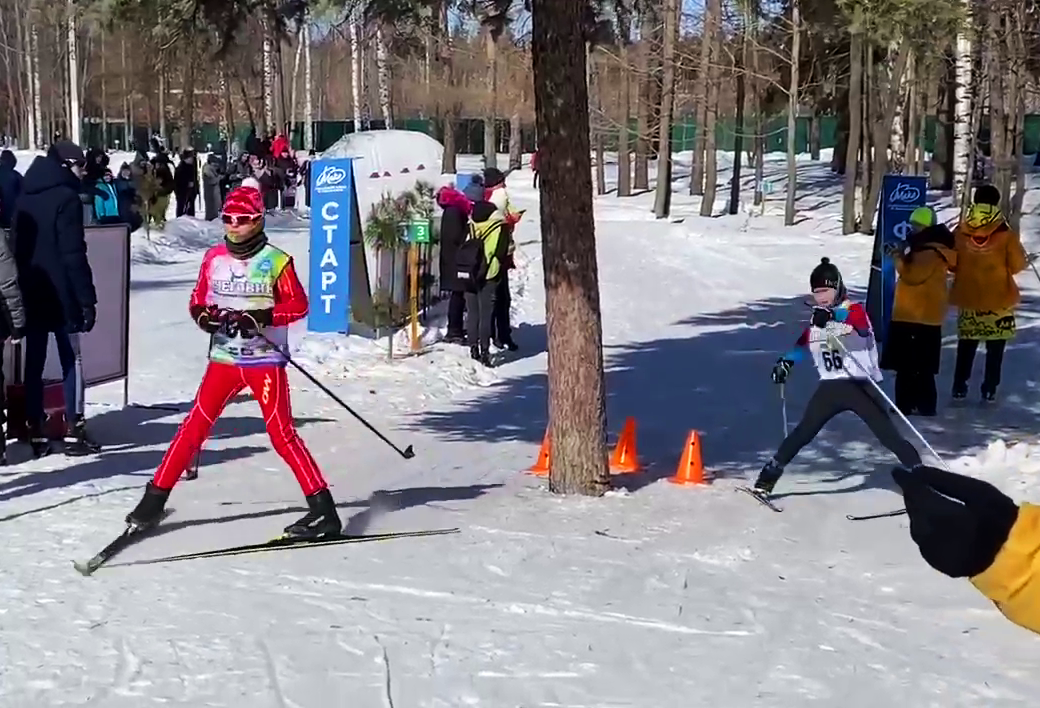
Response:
[822,350,843,371]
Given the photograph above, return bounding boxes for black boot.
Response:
[27,420,51,459]
[753,458,784,495]
[125,482,171,529]
[478,348,492,367]
[64,416,101,456]
[283,488,342,539]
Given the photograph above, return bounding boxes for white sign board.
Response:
[3,224,130,386]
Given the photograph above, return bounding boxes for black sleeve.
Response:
[493,223,511,263]
[56,194,97,308]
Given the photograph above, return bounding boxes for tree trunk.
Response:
[616,13,632,197]
[863,41,912,230]
[653,0,679,218]
[218,65,231,143]
[987,6,1011,213]
[1009,9,1026,229]
[158,60,167,143]
[289,27,304,142]
[483,28,498,168]
[699,0,720,214]
[784,0,801,226]
[952,29,973,208]
[28,16,40,148]
[889,45,908,173]
[809,87,822,160]
[930,48,955,190]
[442,113,457,173]
[729,15,747,215]
[67,0,80,145]
[842,30,863,234]
[179,44,196,151]
[375,25,393,128]
[690,5,712,196]
[530,0,610,497]
[905,54,918,175]
[262,25,274,134]
[589,46,607,195]
[304,18,313,150]
[351,19,363,131]
[509,110,523,171]
[633,7,655,191]
[100,28,108,148]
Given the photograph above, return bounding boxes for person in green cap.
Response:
[880,205,956,416]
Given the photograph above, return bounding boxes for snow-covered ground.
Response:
[3,147,1040,706]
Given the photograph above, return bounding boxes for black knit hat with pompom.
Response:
[810,257,842,291]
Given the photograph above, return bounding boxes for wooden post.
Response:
[409,241,420,352]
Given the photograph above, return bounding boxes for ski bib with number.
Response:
[804,305,882,382]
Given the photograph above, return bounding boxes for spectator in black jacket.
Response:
[174,150,198,217]
[11,140,100,458]
[0,223,25,465]
[0,150,21,231]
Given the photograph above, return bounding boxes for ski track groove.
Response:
[375,635,396,708]
[281,576,755,637]
[257,637,296,708]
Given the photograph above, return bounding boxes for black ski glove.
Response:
[223,309,273,338]
[810,307,834,328]
[891,465,1019,578]
[190,304,222,335]
[771,358,793,385]
[81,304,97,333]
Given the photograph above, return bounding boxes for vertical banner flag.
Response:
[867,174,926,349]
[308,158,354,333]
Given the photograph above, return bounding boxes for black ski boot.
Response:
[125,482,171,530]
[952,383,968,400]
[64,416,101,456]
[27,421,51,459]
[0,432,7,466]
[753,459,784,495]
[981,388,997,403]
[283,488,342,539]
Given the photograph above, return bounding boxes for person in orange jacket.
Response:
[893,465,1040,636]
[949,184,1027,402]
[880,206,956,416]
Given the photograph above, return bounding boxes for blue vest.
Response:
[94,182,120,220]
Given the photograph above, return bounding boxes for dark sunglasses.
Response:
[222,213,262,227]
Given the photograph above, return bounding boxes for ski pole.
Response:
[779,383,789,436]
[261,334,416,460]
[830,336,947,468]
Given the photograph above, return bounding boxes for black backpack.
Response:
[454,227,489,291]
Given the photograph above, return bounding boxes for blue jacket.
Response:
[0,150,22,230]
[93,181,120,221]
[11,154,96,333]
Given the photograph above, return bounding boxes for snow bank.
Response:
[321,129,443,179]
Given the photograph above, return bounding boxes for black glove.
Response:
[892,465,1019,578]
[9,326,24,341]
[222,309,273,338]
[191,304,222,334]
[810,307,834,328]
[81,305,97,333]
[771,358,793,384]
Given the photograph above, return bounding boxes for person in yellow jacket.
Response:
[950,184,1027,402]
[892,465,1040,636]
[880,206,956,416]
[465,201,509,367]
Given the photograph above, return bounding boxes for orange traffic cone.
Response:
[528,430,550,476]
[669,430,706,485]
[610,417,641,474]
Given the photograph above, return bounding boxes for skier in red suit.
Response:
[124,186,342,538]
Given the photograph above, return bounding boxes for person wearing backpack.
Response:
[456,201,508,366]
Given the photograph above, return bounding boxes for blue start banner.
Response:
[867,174,926,348]
[307,158,355,333]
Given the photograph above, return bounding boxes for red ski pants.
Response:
[153,361,327,495]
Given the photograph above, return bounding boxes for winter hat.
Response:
[973,184,1001,206]
[810,257,843,291]
[471,201,497,223]
[483,167,506,189]
[48,140,85,165]
[223,186,264,217]
[909,206,935,229]
[241,176,262,191]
